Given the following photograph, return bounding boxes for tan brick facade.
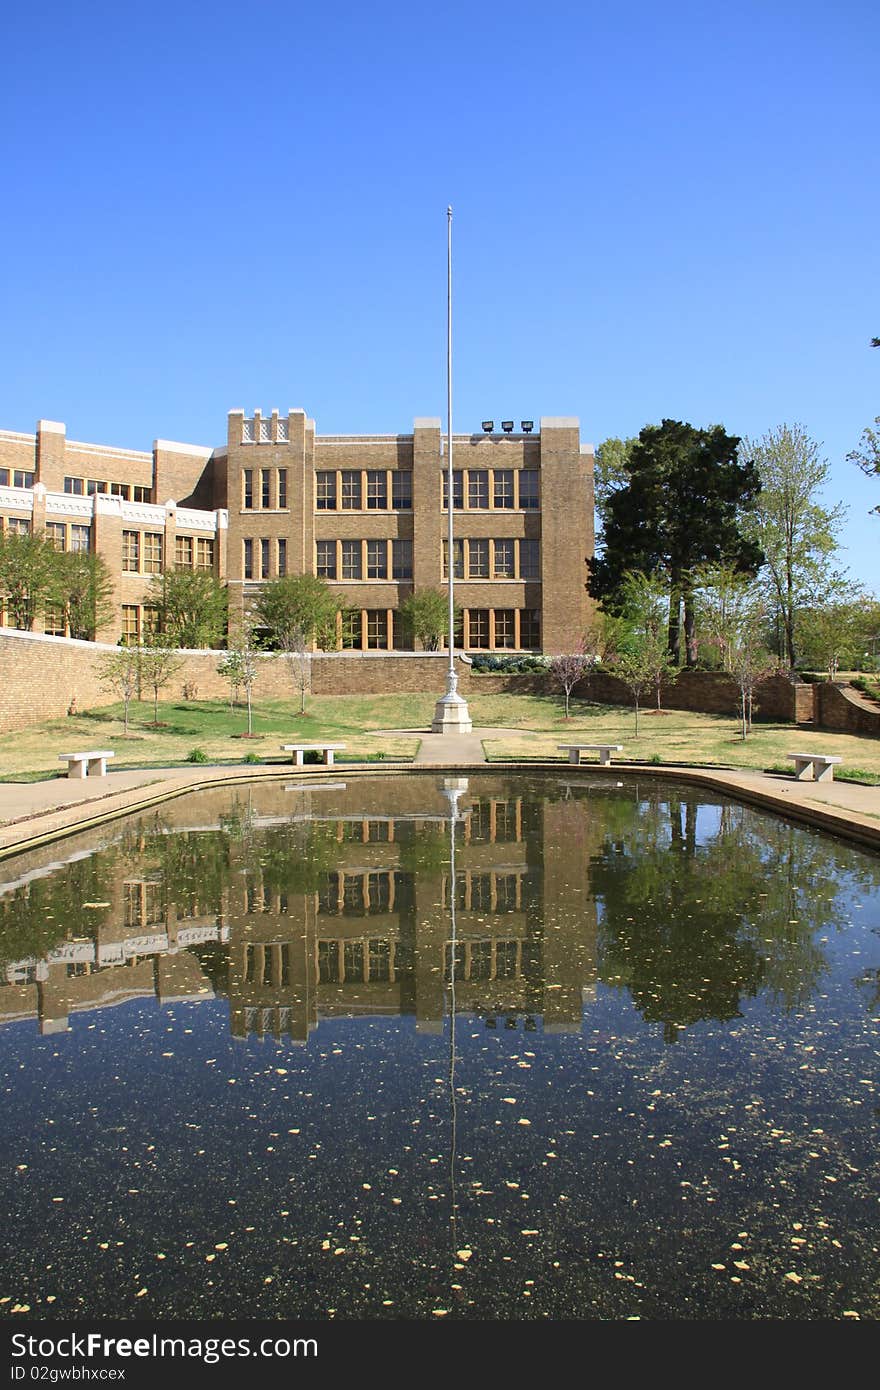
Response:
[0,408,596,652]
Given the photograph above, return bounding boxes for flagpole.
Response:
[432,205,472,734]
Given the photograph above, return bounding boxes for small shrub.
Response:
[242,752,261,764]
[649,753,662,764]
[186,747,209,764]
[181,681,200,701]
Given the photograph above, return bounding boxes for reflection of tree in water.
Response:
[591,791,880,1040]
[0,852,122,967]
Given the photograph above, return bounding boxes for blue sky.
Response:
[2,1,878,586]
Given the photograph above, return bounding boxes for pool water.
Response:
[0,774,878,1320]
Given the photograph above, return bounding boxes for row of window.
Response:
[443,468,539,511]
[0,469,35,489]
[46,522,91,553]
[315,470,412,512]
[243,537,287,580]
[64,476,151,502]
[442,537,540,580]
[312,468,541,512]
[242,467,287,511]
[337,607,541,651]
[316,538,413,581]
[121,605,162,641]
[122,531,215,574]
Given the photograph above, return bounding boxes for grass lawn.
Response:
[0,695,428,780]
[0,690,878,782]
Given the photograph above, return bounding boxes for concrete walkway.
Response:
[0,752,877,861]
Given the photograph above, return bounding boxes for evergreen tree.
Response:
[587,419,764,665]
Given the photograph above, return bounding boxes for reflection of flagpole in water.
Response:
[442,777,468,1253]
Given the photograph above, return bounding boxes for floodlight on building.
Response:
[482,420,494,433]
[501,420,514,433]
[521,420,534,433]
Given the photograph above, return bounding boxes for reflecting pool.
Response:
[1,774,878,1320]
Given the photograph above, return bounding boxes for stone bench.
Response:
[786,752,842,783]
[58,750,115,779]
[280,743,346,766]
[558,743,624,766]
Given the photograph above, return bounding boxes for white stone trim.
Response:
[0,487,34,512]
[37,419,65,434]
[153,438,214,458]
[0,429,36,444]
[44,493,93,520]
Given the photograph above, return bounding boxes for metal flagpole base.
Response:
[432,667,472,734]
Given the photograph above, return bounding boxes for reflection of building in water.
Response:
[227,785,599,1042]
[0,779,600,1041]
[0,834,228,1032]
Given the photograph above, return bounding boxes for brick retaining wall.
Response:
[0,628,843,735]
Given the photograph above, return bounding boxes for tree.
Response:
[218,626,258,735]
[139,635,184,724]
[587,420,764,666]
[593,436,636,532]
[609,641,659,735]
[252,574,342,714]
[695,566,777,735]
[397,588,461,651]
[548,648,592,719]
[797,571,871,679]
[742,423,844,667]
[147,570,228,649]
[96,645,140,734]
[618,570,678,710]
[0,531,58,630]
[54,551,115,640]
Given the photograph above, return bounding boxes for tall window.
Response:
[341,610,360,648]
[468,610,489,648]
[43,604,65,636]
[366,540,387,579]
[5,517,30,535]
[341,540,362,580]
[442,471,463,509]
[468,470,489,509]
[122,531,139,572]
[520,609,540,649]
[13,470,35,489]
[391,539,412,579]
[519,538,539,579]
[493,539,515,578]
[468,538,489,578]
[70,525,90,554]
[133,486,151,503]
[494,469,514,509]
[195,538,214,571]
[121,606,140,642]
[243,539,253,579]
[86,479,107,496]
[46,522,66,551]
[366,610,388,649]
[442,539,464,579]
[316,471,337,509]
[366,471,387,509]
[316,540,337,578]
[392,472,412,509]
[143,533,163,574]
[341,471,362,509]
[243,470,254,509]
[110,482,130,499]
[63,477,84,495]
[277,538,287,576]
[518,470,539,510]
[495,609,516,648]
[175,536,193,568]
[260,538,270,578]
[277,469,287,509]
[261,469,271,508]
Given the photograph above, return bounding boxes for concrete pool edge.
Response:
[0,759,877,860]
